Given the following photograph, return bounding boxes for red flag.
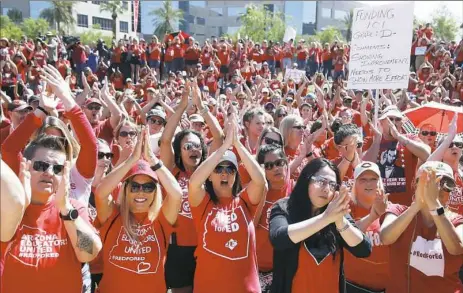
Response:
[133,0,139,33]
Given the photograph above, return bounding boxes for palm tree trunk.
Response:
[112,13,117,40]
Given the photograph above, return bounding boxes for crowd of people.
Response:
[0,20,463,293]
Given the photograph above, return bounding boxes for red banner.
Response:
[133,0,139,33]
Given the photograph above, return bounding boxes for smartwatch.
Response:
[151,161,163,172]
[430,206,445,216]
[60,207,79,221]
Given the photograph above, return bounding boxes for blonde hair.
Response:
[113,117,140,139]
[119,179,163,241]
[279,114,303,147]
[351,173,385,205]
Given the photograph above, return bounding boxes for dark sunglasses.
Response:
[149,118,165,125]
[277,113,287,118]
[357,142,363,148]
[32,160,64,175]
[389,117,402,122]
[214,165,236,175]
[440,176,456,193]
[292,125,306,130]
[449,142,463,149]
[183,142,202,151]
[98,152,114,160]
[130,181,157,193]
[421,131,437,136]
[264,137,282,146]
[87,105,102,111]
[263,158,287,170]
[119,131,137,138]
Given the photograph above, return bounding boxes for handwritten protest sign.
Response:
[347,2,414,90]
[415,46,427,55]
[284,69,305,83]
[283,26,296,43]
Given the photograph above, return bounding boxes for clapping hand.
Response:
[370,188,388,219]
[19,158,32,206]
[323,185,351,224]
[55,161,71,213]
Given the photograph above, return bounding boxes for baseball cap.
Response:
[146,108,166,120]
[126,78,133,83]
[418,161,454,180]
[27,95,40,104]
[146,87,156,93]
[218,150,238,169]
[84,98,102,107]
[56,102,65,113]
[379,105,403,120]
[354,162,381,179]
[123,160,159,183]
[189,114,205,124]
[262,88,269,93]
[305,93,316,100]
[203,86,210,92]
[208,98,217,106]
[265,102,276,110]
[7,100,32,112]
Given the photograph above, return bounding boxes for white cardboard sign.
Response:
[283,26,297,43]
[284,69,306,83]
[347,2,414,90]
[415,46,427,55]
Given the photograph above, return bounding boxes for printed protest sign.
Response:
[283,26,297,43]
[284,69,305,83]
[347,2,414,90]
[415,46,427,55]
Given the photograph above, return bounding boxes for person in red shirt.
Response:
[164,40,174,77]
[217,40,232,80]
[269,158,372,293]
[148,36,161,77]
[322,43,333,78]
[200,42,214,71]
[172,35,185,73]
[55,54,70,79]
[188,118,267,293]
[184,39,201,77]
[1,135,102,293]
[129,39,142,82]
[94,129,183,293]
[0,100,32,145]
[345,162,389,292]
[380,161,463,293]
[111,40,125,72]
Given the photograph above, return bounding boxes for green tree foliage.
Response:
[99,0,126,39]
[236,4,286,43]
[431,5,458,41]
[0,16,24,40]
[343,10,353,42]
[315,26,344,45]
[39,1,74,35]
[149,0,184,38]
[7,8,23,24]
[21,18,51,39]
[78,24,113,46]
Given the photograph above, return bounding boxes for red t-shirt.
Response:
[97,209,173,293]
[149,44,161,61]
[344,203,389,290]
[385,204,463,293]
[217,48,231,66]
[200,51,212,66]
[172,44,184,59]
[191,189,260,293]
[184,47,200,61]
[165,47,174,62]
[92,119,114,146]
[448,171,463,215]
[1,199,91,293]
[112,47,124,63]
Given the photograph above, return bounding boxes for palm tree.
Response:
[7,8,23,24]
[343,9,354,42]
[39,1,74,35]
[149,0,184,38]
[100,0,126,39]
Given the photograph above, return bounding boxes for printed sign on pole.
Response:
[283,26,297,43]
[347,2,414,90]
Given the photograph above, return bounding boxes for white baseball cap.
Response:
[354,161,381,179]
[418,161,454,180]
[218,150,238,169]
[379,105,403,120]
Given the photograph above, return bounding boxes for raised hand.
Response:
[19,158,31,206]
[387,118,400,139]
[323,185,351,224]
[40,65,73,102]
[448,112,458,139]
[142,127,158,165]
[223,121,234,149]
[371,188,388,218]
[55,161,71,212]
[422,168,441,210]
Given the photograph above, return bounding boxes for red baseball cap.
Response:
[123,160,158,183]
[84,98,102,107]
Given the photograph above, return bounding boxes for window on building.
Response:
[191,1,206,7]
[186,14,195,24]
[196,17,206,25]
[92,17,113,31]
[210,7,223,16]
[227,7,246,17]
[120,21,128,33]
[264,4,274,13]
[122,1,128,10]
[91,1,101,5]
[227,26,240,35]
[77,14,88,28]
[321,8,332,18]
[334,10,348,21]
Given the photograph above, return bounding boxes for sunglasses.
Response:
[119,131,138,138]
[214,165,236,175]
[264,137,282,146]
[421,131,437,136]
[263,158,287,170]
[292,125,306,130]
[389,117,402,122]
[98,152,114,160]
[87,105,102,111]
[278,113,287,118]
[149,118,165,125]
[183,142,202,151]
[440,176,456,193]
[32,160,64,175]
[449,142,463,149]
[357,142,363,148]
[130,181,157,193]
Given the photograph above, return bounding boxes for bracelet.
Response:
[343,155,354,163]
[305,151,313,158]
[199,106,209,116]
[150,161,163,172]
[36,106,49,116]
[337,223,350,233]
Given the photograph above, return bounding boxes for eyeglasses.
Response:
[130,181,157,193]
[149,118,165,125]
[440,176,456,193]
[449,142,463,149]
[389,117,402,122]
[119,131,137,138]
[357,142,363,148]
[87,105,102,111]
[292,125,306,130]
[310,175,339,191]
[214,165,236,175]
[421,131,437,136]
[263,159,287,170]
[32,160,65,175]
[98,152,114,160]
[17,108,31,115]
[264,137,282,146]
[277,113,287,118]
[183,142,202,151]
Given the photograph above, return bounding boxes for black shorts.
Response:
[185,59,198,66]
[165,243,196,288]
[275,61,281,69]
[130,55,141,65]
[220,65,229,74]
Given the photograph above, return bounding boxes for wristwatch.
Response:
[151,161,163,172]
[60,207,79,221]
[305,151,313,158]
[430,206,445,216]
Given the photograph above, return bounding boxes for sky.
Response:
[358,1,463,24]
